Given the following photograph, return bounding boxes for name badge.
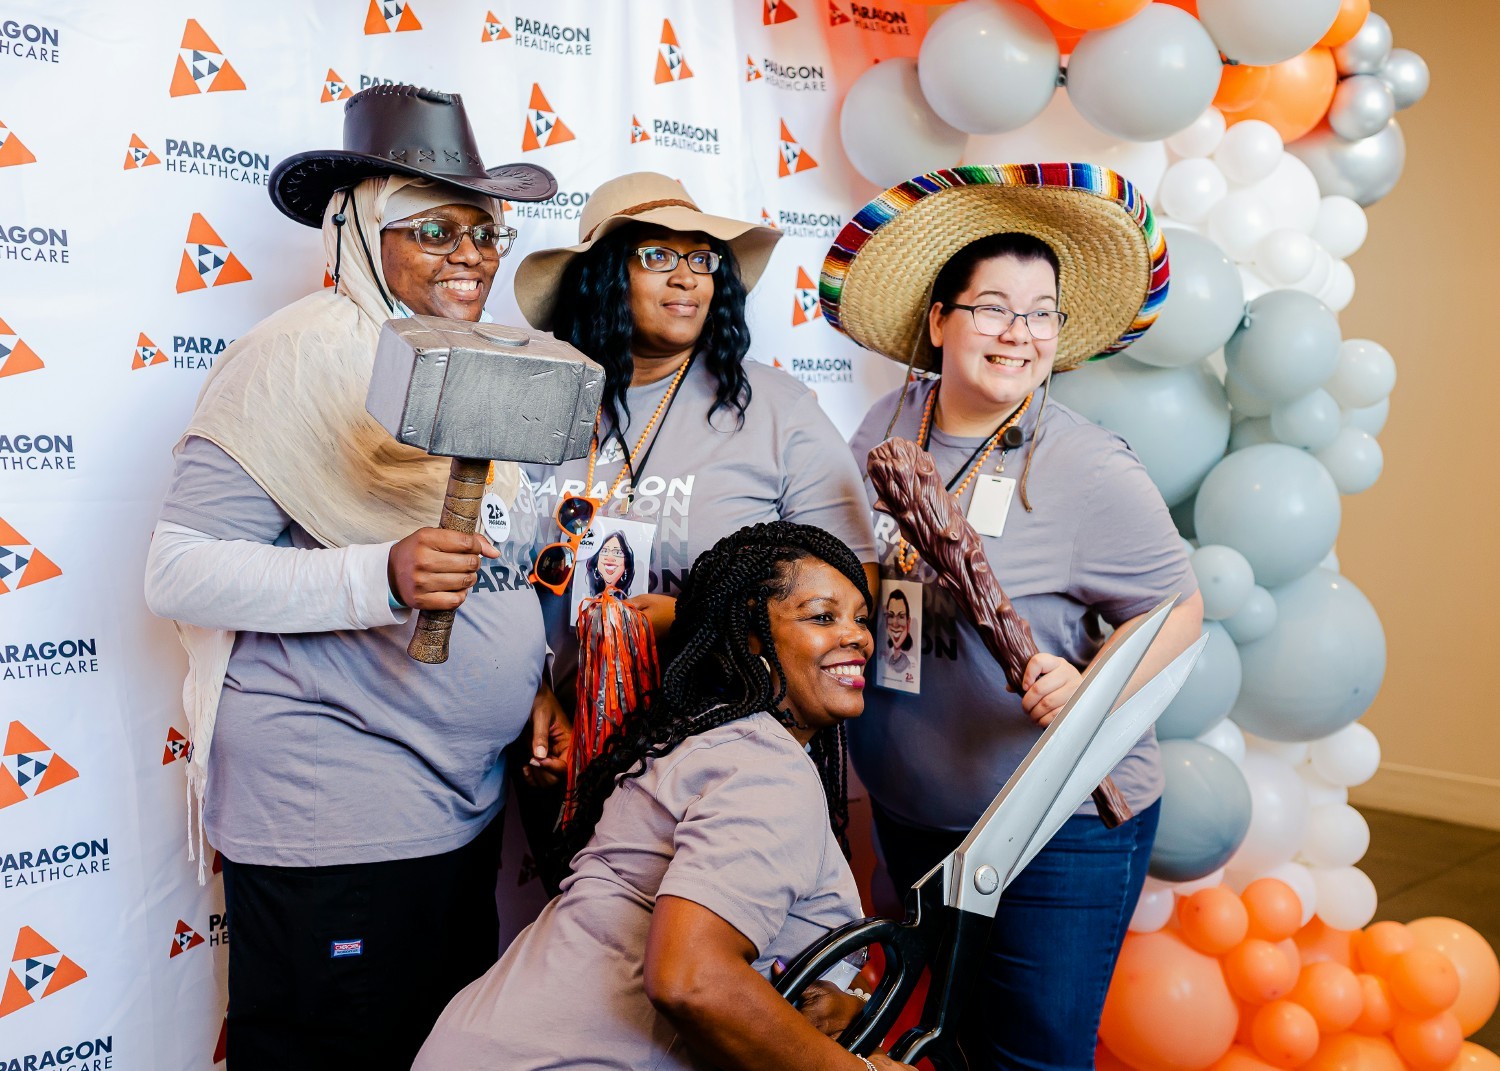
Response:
[481,491,511,544]
[967,474,1016,539]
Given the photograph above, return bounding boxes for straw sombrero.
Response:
[515,172,781,331]
[822,163,1168,373]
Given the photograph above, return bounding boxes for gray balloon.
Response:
[1051,357,1230,506]
[1158,623,1243,740]
[1194,444,1341,587]
[1065,5,1223,142]
[1124,231,1245,368]
[1150,739,1254,882]
[1328,74,1395,142]
[1223,290,1342,403]
[1288,119,1406,207]
[1333,11,1392,76]
[1230,568,1386,742]
[1381,48,1431,110]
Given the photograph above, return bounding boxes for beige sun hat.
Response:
[822,163,1169,373]
[514,172,782,331]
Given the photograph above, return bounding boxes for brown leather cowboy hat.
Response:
[270,84,557,227]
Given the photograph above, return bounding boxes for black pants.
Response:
[220,818,502,1071]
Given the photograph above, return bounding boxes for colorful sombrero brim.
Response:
[821,163,1168,373]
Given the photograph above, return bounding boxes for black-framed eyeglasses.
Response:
[633,246,720,274]
[382,217,518,258]
[947,303,1068,341]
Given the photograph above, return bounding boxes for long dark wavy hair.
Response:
[550,223,753,445]
[554,521,872,871]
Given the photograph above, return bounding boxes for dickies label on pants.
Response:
[330,939,364,958]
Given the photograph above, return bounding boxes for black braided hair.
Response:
[554,521,872,872]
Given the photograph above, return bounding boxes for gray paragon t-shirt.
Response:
[413,711,863,1071]
[848,379,1196,832]
[159,436,546,866]
[525,359,876,709]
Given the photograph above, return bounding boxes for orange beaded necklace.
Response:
[586,354,694,508]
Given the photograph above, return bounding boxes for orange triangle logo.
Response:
[792,267,822,325]
[0,970,33,1018]
[179,214,252,292]
[0,522,61,596]
[163,727,191,765]
[44,955,87,997]
[630,115,651,144]
[522,84,574,151]
[171,21,245,96]
[778,120,817,177]
[0,123,37,168]
[482,12,510,42]
[746,55,763,81]
[829,1,852,25]
[0,319,44,380]
[760,208,779,228]
[180,19,219,52]
[655,20,693,83]
[764,0,799,24]
[321,68,352,103]
[36,752,80,794]
[365,0,422,34]
[5,721,50,755]
[132,331,166,370]
[123,133,161,170]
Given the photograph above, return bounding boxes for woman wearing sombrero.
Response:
[831,164,1205,1068]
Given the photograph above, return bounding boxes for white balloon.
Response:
[1255,228,1318,286]
[1198,0,1341,65]
[1291,248,1334,297]
[1245,734,1311,765]
[1159,158,1229,224]
[1317,259,1356,312]
[1324,339,1396,409]
[1270,389,1342,451]
[1193,544,1255,621]
[1312,196,1369,260]
[1198,718,1247,764]
[1229,751,1310,874]
[1245,154,1322,234]
[1298,763,1350,807]
[1262,860,1319,925]
[840,58,967,187]
[1312,865,1378,930]
[1214,120,1284,185]
[1314,427,1384,494]
[1343,397,1389,436]
[1310,722,1382,787]
[917,0,1060,135]
[1129,883,1176,932]
[1223,585,1277,644]
[1238,266,1275,302]
[1166,107,1227,159]
[1300,803,1370,868]
[1208,189,1274,261]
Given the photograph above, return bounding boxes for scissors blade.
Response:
[939,596,1177,917]
[1007,632,1208,883]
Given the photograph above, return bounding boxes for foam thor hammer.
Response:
[367,314,604,664]
[867,436,1134,828]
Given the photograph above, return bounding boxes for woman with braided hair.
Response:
[415,522,913,1071]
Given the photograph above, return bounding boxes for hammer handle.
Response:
[408,456,490,665]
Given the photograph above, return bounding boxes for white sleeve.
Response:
[144,520,410,634]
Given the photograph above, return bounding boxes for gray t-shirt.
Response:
[525,359,876,707]
[159,436,546,866]
[848,379,1196,832]
[413,710,863,1071]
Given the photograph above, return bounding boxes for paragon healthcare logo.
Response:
[321,68,353,103]
[123,133,162,169]
[828,1,852,26]
[169,920,205,958]
[776,207,843,238]
[0,222,69,265]
[509,189,590,222]
[1,837,111,891]
[481,11,511,42]
[169,20,245,97]
[0,637,99,681]
[792,267,822,326]
[176,213,252,293]
[1,722,79,810]
[777,120,818,177]
[0,519,61,595]
[745,55,763,82]
[365,0,422,34]
[512,16,593,56]
[0,319,44,380]
[159,138,271,185]
[760,208,779,228]
[1,18,61,63]
[132,332,164,370]
[787,355,854,385]
[522,85,574,151]
[637,117,721,156]
[764,0,799,24]
[0,432,76,473]
[832,1,913,34]
[654,20,692,83]
[0,928,86,1020]
[0,120,36,168]
[163,727,191,765]
[629,116,650,145]
[4,1036,116,1071]
[759,59,828,91]
[133,330,234,371]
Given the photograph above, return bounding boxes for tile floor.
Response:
[1362,808,1500,1051]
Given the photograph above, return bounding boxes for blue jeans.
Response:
[872,799,1161,1071]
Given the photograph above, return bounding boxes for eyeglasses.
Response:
[946,303,1068,341]
[529,493,601,596]
[382,217,518,258]
[633,246,720,274]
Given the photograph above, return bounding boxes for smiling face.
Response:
[930,253,1060,415]
[379,203,500,321]
[762,559,873,737]
[885,591,910,649]
[596,534,627,587]
[626,227,716,361]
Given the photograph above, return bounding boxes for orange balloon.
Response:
[1305,1033,1406,1071]
[1243,880,1304,943]
[1035,0,1149,30]
[1015,0,1086,53]
[1352,973,1396,1035]
[1297,919,1358,969]
[1292,961,1364,1034]
[1394,1011,1466,1071]
[1317,0,1371,48]
[1096,1041,1137,1071]
[1408,918,1500,1037]
[1227,48,1338,143]
[1215,64,1271,113]
[1356,921,1415,976]
[1389,948,1463,1017]
[1158,0,1199,14]
[1182,887,1253,956]
[1101,931,1240,1071]
[1252,1001,1321,1068]
[1447,1042,1500,1071]
[1227,940,1302,1005]
[1212,1044,1282,1071]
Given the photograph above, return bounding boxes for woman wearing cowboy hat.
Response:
[830,164,1205,1069]
[144,85,567,1069]
[510,172,878,858]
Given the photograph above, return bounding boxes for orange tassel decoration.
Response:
[565,589,660,820]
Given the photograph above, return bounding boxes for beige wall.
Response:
[1339,0,1500,827]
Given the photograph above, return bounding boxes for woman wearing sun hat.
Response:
[831,163,1205,1069]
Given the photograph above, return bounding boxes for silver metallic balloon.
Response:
[1328,74,1395,141]
[1380,48,1431,110]
[1288,119,1406,206]
[1333,11,1392,77]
